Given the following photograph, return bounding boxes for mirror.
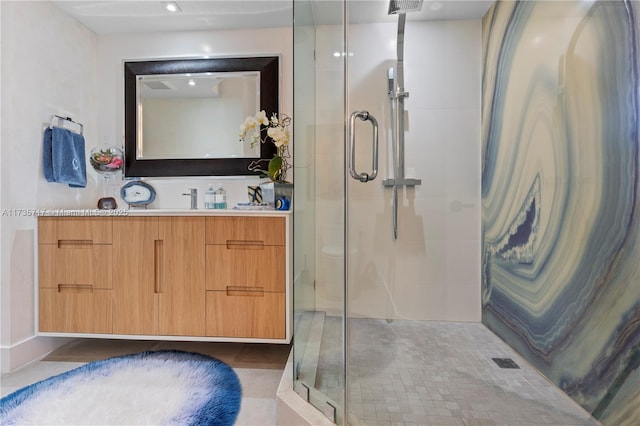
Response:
[124,56,278,177]
[138,71,261,160]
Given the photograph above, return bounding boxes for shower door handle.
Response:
[348,111,379,182]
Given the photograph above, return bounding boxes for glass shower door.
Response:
[293,1,390,424]
[343,2,427,425]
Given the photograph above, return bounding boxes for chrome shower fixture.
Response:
[383,0,423,240]
[388,0,424,15]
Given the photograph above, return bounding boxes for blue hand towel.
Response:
[43,127,87,188]
[43,128,55,183]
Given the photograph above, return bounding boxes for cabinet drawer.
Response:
[205,216,285,246]
[39,287,112,334]
[205,245,285,292]
[39,217,112,244]
[39,244,112,289]
[205,290,285,339]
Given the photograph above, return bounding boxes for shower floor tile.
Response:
[315,318,600,426]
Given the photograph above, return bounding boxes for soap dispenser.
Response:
[214,183,227,209]
[205,184,215,209]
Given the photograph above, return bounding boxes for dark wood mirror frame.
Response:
[124,56,278,177]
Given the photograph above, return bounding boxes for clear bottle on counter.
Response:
[214,183,227,209]
[204,184,215,209]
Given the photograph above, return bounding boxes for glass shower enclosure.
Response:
[293,1,486,424]
[292,1,640,425]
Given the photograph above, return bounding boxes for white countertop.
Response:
[37,208,291,217]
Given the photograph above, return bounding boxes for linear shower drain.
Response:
[492,357,520,369]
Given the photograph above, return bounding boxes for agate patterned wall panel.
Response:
[481,1,639,424]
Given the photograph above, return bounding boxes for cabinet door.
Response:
[158,217,206,336]
[38,244,112,290]
[206,244,285,292]
[39,217,112,244]
[40,287,112,333]
[112,217,159,335]
[206,290,285,339]
[205,216,285,245]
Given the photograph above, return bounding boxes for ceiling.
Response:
[52,1,494,34]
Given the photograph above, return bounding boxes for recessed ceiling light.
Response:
[164,2,181,13]
[188,79,196,86]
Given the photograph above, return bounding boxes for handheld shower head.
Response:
[388,0,423,15]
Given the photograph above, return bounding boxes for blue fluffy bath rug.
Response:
[0,350,242,425]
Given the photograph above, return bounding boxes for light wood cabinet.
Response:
[38,214,289,342]
[38,216,112,245]
[111,217,206,336]
[38,217,113,333]
[112,217,159,335]
[206,290,285,339]
[205,216,286,338]
[157,217,206,336]
[39,287,112,334]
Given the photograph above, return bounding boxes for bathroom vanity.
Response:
[36,210,291,343]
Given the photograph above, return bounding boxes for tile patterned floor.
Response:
[316,318,601,426]
[2,322,603,426]
[1,340,289,426]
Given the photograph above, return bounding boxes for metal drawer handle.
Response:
[57,284,93,293]
[154,240,163,293]
[57,240,92,248]
[226,286,264,297]
[226,240,265,250]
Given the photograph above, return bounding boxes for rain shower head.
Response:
[388,0,423,15]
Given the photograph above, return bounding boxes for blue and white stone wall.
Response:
[481,1,639,424]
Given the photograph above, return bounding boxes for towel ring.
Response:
[50,115,84,135]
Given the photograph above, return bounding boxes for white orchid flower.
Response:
[255,110,269,126]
